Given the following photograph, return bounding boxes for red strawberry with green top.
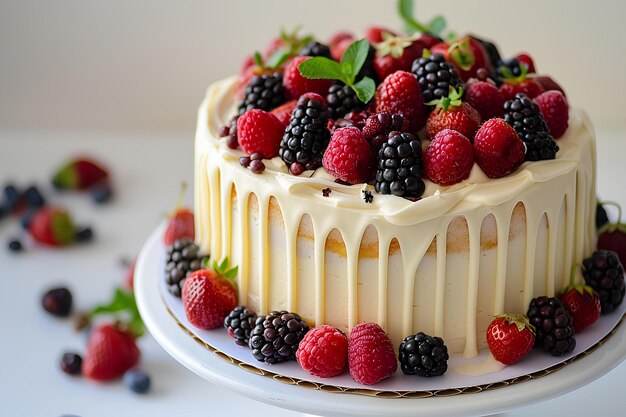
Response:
[364,26,397,43]
[373,33,425,81]
[28,206,75,246]
[82,323,140,381]
[163,183,195,246]
[425,87,481,140]
[516,53,536,73]
[283,56,333,99]
[52,158,109,190]
[373,70,426,131]
[559,285,601,333]
[498,63,544,101]
[597,202,626,267]
[237,109,284,158]
[182,259,238,330]
[430,36,493,82]
[486,313,535,365]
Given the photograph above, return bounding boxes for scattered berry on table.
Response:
[52,158,109,190]
[82,324,140,381]
[362,190,373,203]
[582,250,625,314]
[348,322,397,385]
[237,109,285,159]
[28,206,76,246]
[321,188,331,197]
[527,296,576,356]
[411,54,464,106]
[374,70,426,131]
[465,81,505,120]
[473,118,525,179]
[322,126,374,184]
[164,238,208,297]
[425,88,482,141]
[8,239,23,252]
[249,310,309,364]
[224,306,257,347]
[3,184,21,211]
[424,129,474,186]
[327,82,368,119]
[24,185,45,208]
[42,287,73,317]
[75,227,94,243]
[283,56,333,99]
[20,208,36,229]
[299,41,332,59]
[123,369,151,394]
[60,352,83,375]
[399,332,449,376]
[534,90,569,139]
[237,73,285,116]
[296,325,348,378]
[485,314,535,365]
[90,184,113,204]
[558,285,601,333]
[375,132,425,198]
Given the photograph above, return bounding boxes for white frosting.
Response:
[194,77,596,356]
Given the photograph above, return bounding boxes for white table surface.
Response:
[0,128,623,417]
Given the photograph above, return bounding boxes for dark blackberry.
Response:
[279,95,330,171]
[497,57,523,79]
[375,132,425,198]
[42,287,73,317]
[503,93,559,161]
[299,41,332,59]
[596,201,609,230]
[582,250,625,314]
[249,310,309,364]
[362,112,409,156]
[399,332,449,377]
[237,73,285,116]
[411,54,464,105]
[224,306,258,347]
[60,352,82,375]
[527,296,576,356]
[327,82,367,119]
[470,35,502,69]
[164,238,208,297]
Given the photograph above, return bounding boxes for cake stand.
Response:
[135,223,626,417]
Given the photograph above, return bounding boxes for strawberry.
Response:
[82,324,140,381]
[465,81,505,120]
[164,207,194,246]
[28,206,75,246]
[534,75,566,97]
[237,109,284,158]
[271,99,298,128]
[486,314,535,365]
[52,157,109,190]
[364,26,396,43]
[535,91,569,139]
[597,202,626,266]
[473,118,525,179]
[425,87,482,140]
[182,259,238,330]
[430,36,493,82]
[559,286,601,333]
[283,56,333,99]
[373,70,426,131]
[296,325,348,378]
[499,79,544,101]
[516,53,536,73]
[322,126,374,184]
[330,36,353,62]
[348,323,397,385]
[235,51,288,100]
[373,33,425,81]
[424,129,474,186]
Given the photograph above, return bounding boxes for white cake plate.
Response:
[135,223,626,417]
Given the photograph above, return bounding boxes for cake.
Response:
[193,25,596,359]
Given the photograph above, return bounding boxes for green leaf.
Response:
[353,77,376,103]
[398,0,428,33]
[90,288,132,316]
[253,51,264,69]
[340,39,370,80]
[88,287,145,338]
[267,49,290,69]
[225,266,238,279]
[298,57,347,82]
[427,15,447,36]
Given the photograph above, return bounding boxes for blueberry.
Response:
[3,184,20,210]
[42,287,73,317]
[8,239,22,252]
[24,185,45,208]
[60,352,82,375]
[124,369,151,394]
[90,184,112,204]
[75,227,94,242]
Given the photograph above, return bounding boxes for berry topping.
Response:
[465,81,505,120]
[374,70,426,131]
[237,109,284,159]
[165,238,209,297]
[82,324,140,381]
[425,88,482,140]
[224,305,258,347]
[473,118,525,179]
[412,53,464,106]
[322,126,374,184]
[60,352,83,375]
[362,112,409,155]
[535,90,569,139]
[582,250,625,314]
[373,33,425,81]
[28,206,76,246]
[283,56,333,99]
[299,41,332,59]
[270,99,298,128]
[237,73,286,116]
[327,82,368,119]
[516,53,536,73]
[52,158,109,190]
[348,322,397,385]
[321,187,331,197]
[558,284,601,333]
[429,36,493,82]
[249,311,310,364]
[124,369,151,394]
[424,129,474,186]
[279,93,331,172]
[527,296,576,356]
[534,75,566,97]
[486,314,535,365]
[90,183,113,204]
[296,325,348,378]
[399,332,449,377]
[375,132,425,198]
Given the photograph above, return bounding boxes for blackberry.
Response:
[503,93,559,161]
[224,306,258,347]
[497,57,523,80]
[412,54,464,105]
[527,296,576,356]
[249,310,309,364]
[582,250,625,314]
[299,41,332,59]
[164,238,208,297]
[399,332,449,377]
[375,132,425,198]
[327,82,367,119]
[60,352,82,375]
[362,112,409,156]
[237,73,285,116]
[279,94,330,171]
[42,287,73,317]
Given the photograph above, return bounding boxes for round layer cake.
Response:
[194,77,596,357]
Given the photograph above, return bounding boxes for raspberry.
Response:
[348,323,397,385]
[424,129,474,186]
[271,99,297,128]
[425,102,482,141]
[296,325,348,378]
[374,70,425,131]
[473,118,525,179]
[322,127,374,184]
[465,81,505,120]
[499,79,544,101]
[283,56,333,99]
[535,91,569,139]
[237,109,285,159]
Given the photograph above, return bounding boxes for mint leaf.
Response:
[267,49,290,69]
[297,57,346,82]
[353,77,376,103]
[427,15,447,36]
[398,0,428,33]
[340,39,369,79]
